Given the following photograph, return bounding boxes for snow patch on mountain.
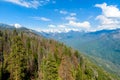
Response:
[14,23,22,28]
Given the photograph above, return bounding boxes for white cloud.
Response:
[36,19,91,33]
[96,24,120,30]
[65,16,77,21]
[95,3,120,18]
[70,13,76,16]
[58,25,66,28]
[4,0,50,8]
[13,23,22,28]
[60,10,68,15]
[38,27,79,33]
[48,24,56,28]
[37,23,77,33]
[33,17,51,21]
[36,16,91,32]
[48,24,66,28]
[96,15,120,25]
[40,17,51,21]
[95,3,120,30]
[68,21,91,29]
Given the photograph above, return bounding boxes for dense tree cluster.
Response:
[0,29,114,80]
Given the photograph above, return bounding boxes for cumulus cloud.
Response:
[58,25,66,28]
[95,3,120,30]
[37,19,91,33]
[63,11,91,30]
[4,0,50,8]
[36,24,68,33]
[48,24,66,28]
[32,17,51,21]
[70,13,76,16]
[95,3,120,18]
[40,17,51,21]
[65,16,77,21]
[96,15,119,25]
[96,24,120,30]
[39,27,80,33]
[48,24,56,28]
[39,23,78,33]
[68,21,91,29]
[60,10,68,15]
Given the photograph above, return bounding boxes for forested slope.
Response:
[0,29,116,80]
[41,29,120,78]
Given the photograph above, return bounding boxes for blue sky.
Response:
[0,0,120,32]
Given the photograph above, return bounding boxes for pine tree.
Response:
[7,35,27,80]
[43,54,58,80]
[0,31,3,80]
[58,56,74,80]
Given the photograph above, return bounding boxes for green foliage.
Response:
[54,49,61,65]
[49,30,120,77]
[0,29,116,80]
[42,54,58,80]
[84,67,94,79]
[75,67,82,80]
[7,35,27,80]
[0,31,3,80]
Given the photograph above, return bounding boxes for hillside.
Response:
[0,28,116,80]
[40,29,120,78]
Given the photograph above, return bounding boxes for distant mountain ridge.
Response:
[1,23,120,78]
[0,23,117,80]
[40,27,120,78]
[0,23,29,30]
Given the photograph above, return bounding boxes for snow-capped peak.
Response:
[36,28,82,33]
[14,23,22,28]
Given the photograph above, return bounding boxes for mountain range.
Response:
[40,27,120,78]
[0,23,120,80]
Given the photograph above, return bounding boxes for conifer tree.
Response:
[0,31,3,80]
[43,54,58,80]
[7,35,27,80]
